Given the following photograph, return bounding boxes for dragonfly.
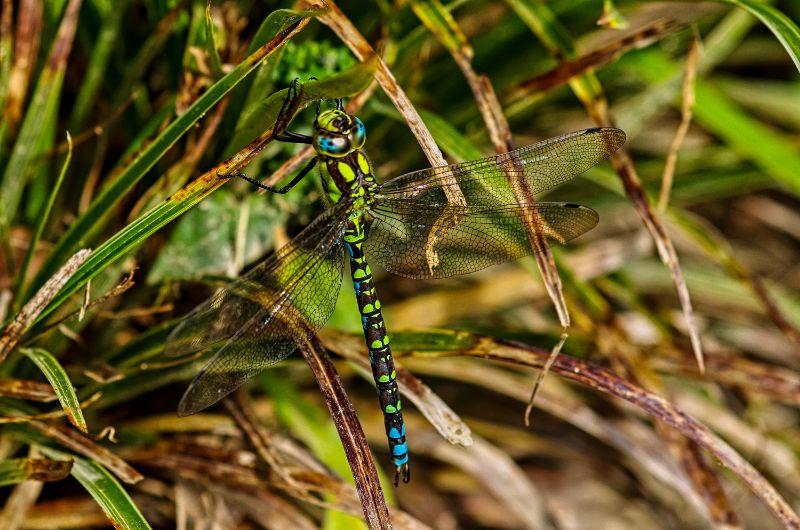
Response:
[166,79,626,485]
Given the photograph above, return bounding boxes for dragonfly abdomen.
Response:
[344,214,410,484]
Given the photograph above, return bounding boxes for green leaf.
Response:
[27,9,314,295]
[40,448,152,530]
[20,347,87,432]
[717,0,800,71]
[0,457,72,486]
[147,189,284,283]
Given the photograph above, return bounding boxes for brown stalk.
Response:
[658,33,701,211]
[0,377,56,402]
[0,249,90,363]
[326,329,473,447]
[4,0,43,133]
[508,19,681,101]
[299,333,392,530]
[466,335,795,527]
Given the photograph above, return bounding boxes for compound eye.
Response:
[315,134,350,157]
[349,117,366,148]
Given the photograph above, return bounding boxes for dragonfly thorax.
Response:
[323,150,378,207]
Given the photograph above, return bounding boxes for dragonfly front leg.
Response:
[228,157,318,195]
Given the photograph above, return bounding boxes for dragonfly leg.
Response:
[227,157,318,195]
[275,130,313,144]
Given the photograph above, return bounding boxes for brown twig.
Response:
[299,334,392,530]
[658,32,701,211]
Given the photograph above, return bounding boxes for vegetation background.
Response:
[0,0,799,528]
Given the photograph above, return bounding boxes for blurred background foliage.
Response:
[0,0,799,528]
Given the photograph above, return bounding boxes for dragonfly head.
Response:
[313,108,366,158]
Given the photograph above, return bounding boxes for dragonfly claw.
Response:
[394,463,411,486]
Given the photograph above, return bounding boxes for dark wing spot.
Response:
[564,203,581,208]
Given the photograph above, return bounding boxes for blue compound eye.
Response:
[349,117,366,148]
[314,133,350,157]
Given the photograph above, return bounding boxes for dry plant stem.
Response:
[0,249,90,363]
[0,392,100,425]
[299,334,392,530]
[224,390,304,491]
[656,423,740,526]
[509,19,681,100]
[0,378,56,401]
[0,480,43,530]
[607,146,704,372]
[658,34,700,211]
[524,330,566,426]
[443,21,570,329]
[328,329,472,447]
[4,0,42,132]
[465,337,798,528]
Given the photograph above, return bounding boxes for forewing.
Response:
[376,127,625,204]
[165,204,349,414]
[367,200,598,279]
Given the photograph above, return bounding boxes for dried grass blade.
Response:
[658,34,701,211]
[456,335,798,528]
[0,249,90,363]
[299,335,392,530]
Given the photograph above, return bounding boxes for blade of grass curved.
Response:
[38,447,151,530]
[384,329,800,529]
[31,63,377,327]
[0,0,81,238]
[717,0,800,71]
[26,9,314,295]
[20,347,86,432]
[0,457,72,486]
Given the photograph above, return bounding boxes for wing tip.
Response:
[583,126,627,152]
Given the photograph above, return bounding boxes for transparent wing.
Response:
[367,200,598,279]
[165,204,349,415]
[366,127,622,279]
[376,127,625,203]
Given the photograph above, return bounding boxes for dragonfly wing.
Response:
[376,127,625,202]
[165,204,349,414]
[367,200,598,279]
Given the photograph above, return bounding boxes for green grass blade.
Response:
[204,0,224,80]
[718,0,800,71]
[13,132,72,305]
[20,347,87,432]
[0,0,81,237]
[693,82,800,195]
[68,0,129,130]
[39,448,151,530]
[26,9,314,295]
